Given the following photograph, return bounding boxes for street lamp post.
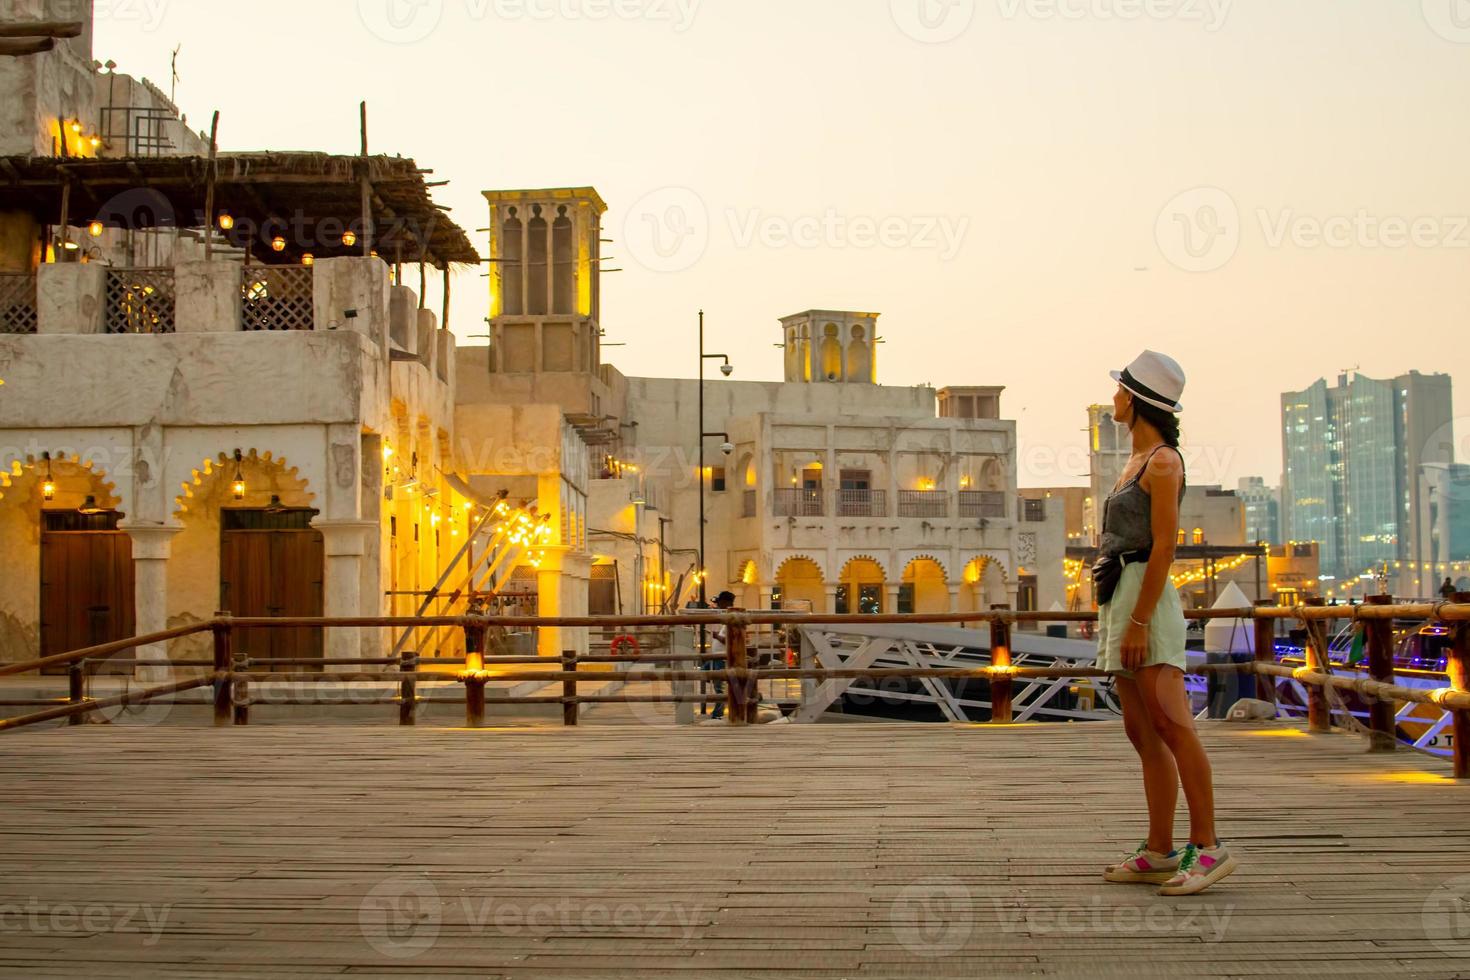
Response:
[696,308,733,610]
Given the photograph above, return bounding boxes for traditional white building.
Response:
[0,3,1051,672]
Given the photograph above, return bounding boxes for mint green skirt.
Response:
[1095,560,1188,674]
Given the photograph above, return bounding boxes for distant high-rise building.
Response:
[1237,477,1280,546]
[1419,463,1470,589]
[1085,404,1131,545]
[1280,370,1453,582]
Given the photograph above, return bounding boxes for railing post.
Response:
[212,613,233,727]
[1302,596,1332,733]
[1364,594,1396,753]
[231,647,250,726]
[990,607,1013,724]
[726,620,751,726]
[1451,593,1470,780]
[1253,600,1276,709]
[67,660,85,726]
[562,650,579,727]
[464,619,487,729]
[398,649,416,727]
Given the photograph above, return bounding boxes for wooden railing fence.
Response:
[1,597,1466,777]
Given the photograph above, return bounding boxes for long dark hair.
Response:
[1130,399,1182,448]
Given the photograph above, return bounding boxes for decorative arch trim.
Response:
[173,449,316,517]
[774,554,826,581]
[902,554,950,580]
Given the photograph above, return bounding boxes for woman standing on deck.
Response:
[1095,351,1238,896]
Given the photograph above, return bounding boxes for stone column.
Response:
[757,585,774,611]
[823,584,839,615]
[118,524,183,684]
[884,583,901,616]
[313,520,377,663]
[948,585,962,612]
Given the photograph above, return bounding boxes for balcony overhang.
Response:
[0,152,481,269]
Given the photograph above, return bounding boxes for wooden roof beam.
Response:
[0,37,54,56]
[0,20,84,39]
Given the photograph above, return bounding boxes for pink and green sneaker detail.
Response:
[1103,843,1180,884]
[1157,842,1238,896]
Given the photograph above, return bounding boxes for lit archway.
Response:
[775,556,825,612]
[902,556,950,613]
[173,450,321,662]
[959,557,1009,613]
[837,556,886,614]
[0,454,129,664]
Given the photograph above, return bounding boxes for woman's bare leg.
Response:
[1135,665,1217,847]
[1116,675,1178,854]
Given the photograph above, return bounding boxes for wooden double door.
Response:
[39,511,135,673]
[219,509,325,666]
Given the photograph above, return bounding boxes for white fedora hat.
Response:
[1110,350,1186,413]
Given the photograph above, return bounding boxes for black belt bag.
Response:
[1093,549,1152,607]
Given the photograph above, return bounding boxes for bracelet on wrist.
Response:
[1130,615,1150,628]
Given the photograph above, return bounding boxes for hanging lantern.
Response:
[218,212,235,231]
[87,221,104,238]
[231,449,246,500]
[271,236,287,253]
[301,253,315,267]
[342,229,358,248]
[41,452,56,502]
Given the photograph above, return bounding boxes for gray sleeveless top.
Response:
[1098,446,1186,558]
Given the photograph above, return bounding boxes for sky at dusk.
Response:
[93,0,1470,489]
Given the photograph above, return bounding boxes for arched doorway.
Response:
[775,557,825,612]
[901,557,950,613]
[837,557,886,614]
[959,557,1009,613]
[176,451,323,665]
[0,455,133,669]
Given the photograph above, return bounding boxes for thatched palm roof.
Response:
[0,151,480,268]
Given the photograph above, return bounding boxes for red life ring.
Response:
[610,634,641,658]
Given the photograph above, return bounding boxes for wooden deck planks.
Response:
[0,721,1466,978]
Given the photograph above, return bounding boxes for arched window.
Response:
[1177,528,1187,546]
[501,207,523,315]
[526,204,548,316]
[1192,528,1205,545]
[821,324,843,381]
[552,205,574,314]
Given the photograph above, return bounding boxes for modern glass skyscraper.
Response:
[1238,477,1280,546]
[1281,371,1453,584]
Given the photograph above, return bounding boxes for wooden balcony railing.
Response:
[837,489,886,517]
[241,265,314,331]
[897,490,947,518]
[0,598,1466,779]
[105,267,176,334]
[960,490,1007,519]
[773,488,824,517]
[0,273,38,335]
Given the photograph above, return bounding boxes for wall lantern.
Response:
[218,212,235,231]
[231,449,246,500]
[301,253,315,267]
[342,229,358,247]
[271,236,287,253]
[41,452,56,501]
[87,221,104,238]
